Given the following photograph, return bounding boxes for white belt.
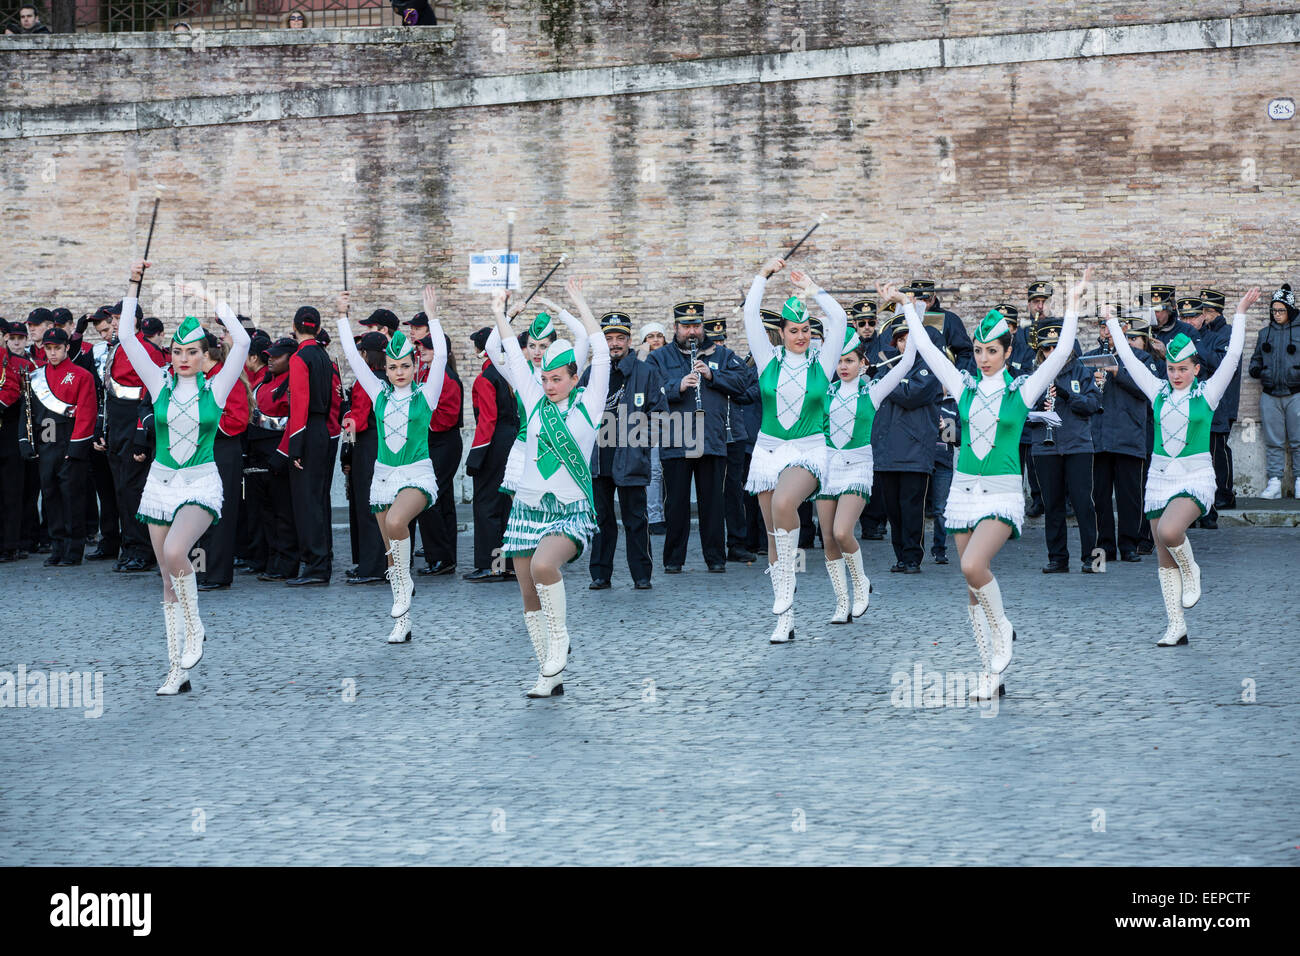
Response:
[106,377,143,401]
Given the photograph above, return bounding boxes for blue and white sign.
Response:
[469,249,521,291]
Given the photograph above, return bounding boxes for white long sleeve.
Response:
[1105,318,1161,403]
[1020,310,1080,407]
[743,275,776,371]
[484,326,509,379]
[906,307,964,398]
[815,289,849,383]
[337,314,382,402]
[1202,314,1247,409]
[499,324,541,406]
[556,309,591,374]
[209,301,250,408]
[117,295,165,401]
[867,304,920,407]
[579,332,611,425]
[418,317,448,410]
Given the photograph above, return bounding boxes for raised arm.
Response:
[580,329,612,425]
[120,261,165,400]
[492,290,538,402]
[1021,268,1091,407]
[743,258,784,371]
[335,308,382,403]
[1105,317,1161,403]
[804,277,848,383]
[555,308,591,374]
[418,300,448,409]
[209,299,250,408]
[868,305,919,407]
[1203,289,1258,408]
[904,296,964,398]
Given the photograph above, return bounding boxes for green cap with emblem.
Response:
[974,309,1009,343]
[529,312,555,340]
[385,329,414,361]
[782,295,809,325]
[841,326,861,356]
[1166,333,1199,364]
[542,338,575,371]
[173,315,206,346]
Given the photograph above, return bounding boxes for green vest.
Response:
[374,386,434,467]
[823,378,876,450]
[153,372,220,470]
[955,370,1030,476]
[1153,383,1213,459]
[759,348,831,441]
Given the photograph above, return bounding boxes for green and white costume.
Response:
[910,307,1080,538]
[742,274,850,494]
[1106,318,1246,518]
[818,317,919,500]
[337,320,448,512]
[498,332,610,562]
[120,302,251,526]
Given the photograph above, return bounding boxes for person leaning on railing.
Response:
[392,0,437,26]
[5,5,52,34]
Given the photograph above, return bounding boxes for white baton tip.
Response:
[507,207,517,224]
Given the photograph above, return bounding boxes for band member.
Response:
[25,309,54,367]
[1147,284,1196,354]
[119,262,251,695]
[415,329,463,577]
[928,391,959,565]
[646,299,751,574]
[702,316,760,565]
[276,306,335,586]
[1028,316,1101,573]
[340,331,390,585]
[30,327,98,566]
[336,287,447,645]
[742,257,849,644]
[465,327,519,582]
[1086,316,1156,562]
[636,321,669,533]
[195,332,251,590]
[358,308,399,340]
[491,278,607,698]
[816,286,918,623]
[1249,284,1300,500]
[234,331,272,574]
[909,278,975,373]
[0,319,34,561]
[907,269,1090,699]
[253,337,299,581]
[1104,288,1257,646]
[1195,288,1241,523]
[584,310,667,591]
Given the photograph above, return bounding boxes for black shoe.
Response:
[240,563,265,575]
[1041,562,1069,573]
[902,563,921,574]
[233,559,253,572]
[634,579,652,590]
[0,550,13,563]
[648,522,666,534]
[1080,564,1098,574]
[589,578,612,590]
[1137,542,1155,555]
[727,547,756,564]
[1121,552,1141,562]
[197,582,230,591]
[285,576,329,586]
[664,565,682,574]
[421,560,456,576]
[462,568,506,582]
[707,564,726,573]
[34,543,52,554]
[346,575,386,585]
[888,562,907,572]
[86,547,118,561]
[1198,515,1218,530]
[258,572,288,582]
[122,557,152,572]
[862,530,885,541]
[43,555,62,567]
[932,553,949,565]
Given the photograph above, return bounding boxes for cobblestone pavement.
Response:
[2,524,1297,866]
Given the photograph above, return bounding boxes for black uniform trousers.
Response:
[106,398,152,561]
[1210,431,1235,512]
[1092,451,1144,559]
[289,417,332,579]
[265,466,298,578]
[0,430,26,551]
[38,440,88,562]
[878,470,929,566]
[1138,457,1155,550]
[661,453,726,568]
[325,435,339,576]
[196,435,243,586]
[1034,452,1098,565]
[240,465,269,572]
[1022,444,1043,506]
[21,458,43,549]
[742,454,765,553]
[471,456,511,571]
[348,428,387,578]
[88,450,119,553]
[416,430,463,568]
[860,472,887,536]
[589,476,651,582]
[723,441,748,550]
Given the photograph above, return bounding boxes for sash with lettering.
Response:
[532,389,594,508]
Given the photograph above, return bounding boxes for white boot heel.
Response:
[156,602,192,696]
[1156,566,1188,646]
[826,558,851,624]
[845,548,871,619]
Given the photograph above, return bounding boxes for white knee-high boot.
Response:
[826,558,851,624]
[536,580,570,678]
[525,609,564,697]
[968,605,1004,700]
[1166,537,1201,608]
[844,548,871,618]
[770,528,798,614]
[1157,566,1188,646]
[387,537,414,618]
[971,578,1014,674]
[156,601,192,696]
[172,572,205,669]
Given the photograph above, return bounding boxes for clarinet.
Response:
[689,340,703,413]
[19,365,37,460]
[1043,383,1057,448]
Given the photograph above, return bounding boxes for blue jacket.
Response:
[1195,314,1242,432]
[723,355,759,448]
[646,339,751,459]
[935,394,959,468]
[1248,318,1300,397]
[1084,344,1154,459]
[580,351,668,486]
[740,355,763,454]
[871,349,943,473]
[1028,357,1101,456]
[1152,316,1197,348]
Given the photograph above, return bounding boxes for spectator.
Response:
[1249,284,1300,499]
[6,5,52,34]
[285,12,308,28]
[172,22,192,34]
[392,0,437,26]
[636,322,667,532]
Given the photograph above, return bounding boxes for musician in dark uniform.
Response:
[1023,285,1057,518]
[1086,314,1156,562]
[1122,315,1164,555]
[908,278,975,373]
[30,328,98,566]
[927,391,959,565]
[1028,317,1101,572]
[646,301,751,574]
[276,307,334,585]
[415,330,463,577]
[253,337,299,581]
[1192,289,1241,527]
[1147,284,1196,357]
[233,331,271,574]
[340,331,389,585]
[703,314,759,564]
[584,311,667,590]
[464,326,518,582]
[0,319,35,562]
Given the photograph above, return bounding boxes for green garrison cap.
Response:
[974,309,1010,343]
[1166,333,1199,364]
[529,312,556,340]
[385,329,414,361]
[781,295,809,325]
[542,338,575,371]
[173,315,205,346]
[841,327,862,355]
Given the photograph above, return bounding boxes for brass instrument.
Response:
[19,362,37,459]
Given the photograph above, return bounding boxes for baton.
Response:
[341,230,349,293]
[782,213,827,262]
[825,287,958,295]
[504,208,516,295]
[133,193,161,293]
[522,254,567,306]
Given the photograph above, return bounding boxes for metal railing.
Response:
[2,1,447,33]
